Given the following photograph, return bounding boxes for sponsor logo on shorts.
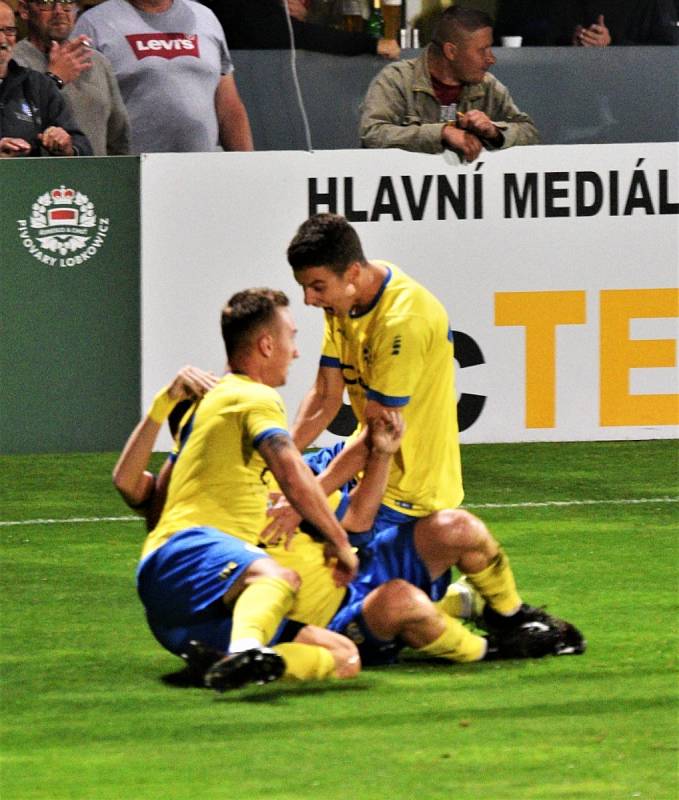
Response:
[16,186,109,268]
[126,33,200,60]
[218,561,239,581]
[345,621,365,645]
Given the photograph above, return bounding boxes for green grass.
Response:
[1,441,678,800]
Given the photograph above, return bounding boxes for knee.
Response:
[378,579,436,627]
[438,509,496,554]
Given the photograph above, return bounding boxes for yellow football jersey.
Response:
[321,262,464,515]
[266,529,345,628]
[141,373,288,559]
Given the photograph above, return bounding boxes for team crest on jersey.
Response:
[16,186,110,268]
[126,32,200,60]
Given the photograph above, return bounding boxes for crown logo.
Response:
[51,186,75,204]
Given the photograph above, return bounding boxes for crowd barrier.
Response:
[2,142,677,454]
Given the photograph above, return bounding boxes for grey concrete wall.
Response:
[231,46,679,151]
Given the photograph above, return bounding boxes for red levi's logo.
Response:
[126,33,200,60]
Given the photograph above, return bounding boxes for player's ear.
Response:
[258,331,274,358]
[17,0,29,20]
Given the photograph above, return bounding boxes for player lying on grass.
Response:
[260,437,586,667]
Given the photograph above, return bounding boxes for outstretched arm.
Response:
[112,366,218,512]
[292,364,345,449]
[341,413,404,533]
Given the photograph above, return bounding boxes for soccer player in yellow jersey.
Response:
[118,361,584,679]
[288,213,462,529]
[287,213,585,642]
[126,289,360,690]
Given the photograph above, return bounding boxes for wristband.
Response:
[46,71,65,90]
[147,386,176,423]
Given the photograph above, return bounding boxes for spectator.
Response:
[14,0,130,155]
[201,0,399,59]
[0,0,92,156]
[493,0,679,46]
[547,0,679,46]
[360,6,538,159]
[73,0,253,153]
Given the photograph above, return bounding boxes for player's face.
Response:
[448,27,495,84]
[295,266,356,317]
[270,306,299,386]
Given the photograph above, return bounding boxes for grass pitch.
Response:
[1,440,678,800]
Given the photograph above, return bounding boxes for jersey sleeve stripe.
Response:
[366,389,410,407]
[320,355,341,368]
[253,427,290,448]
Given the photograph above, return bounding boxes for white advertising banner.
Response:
[141,143,679,448]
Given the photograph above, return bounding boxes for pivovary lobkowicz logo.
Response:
[17,186,110,267]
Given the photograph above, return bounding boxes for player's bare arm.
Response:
[112,365,218,511]
[342,413,404,532]
[261,429,370,544]
[258,432,358,585]
[292,365,345,449]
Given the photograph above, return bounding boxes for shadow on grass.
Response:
[160,666,373,701]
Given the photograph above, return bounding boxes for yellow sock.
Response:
[464,548,522,615]
[415,612,486,663]
[435,585,466,619]
[274,642,337,680]
[230,577,296,650]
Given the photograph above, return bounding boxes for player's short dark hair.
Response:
[431,7,494,48]
[287,213,366,276]
[221,288,289,360]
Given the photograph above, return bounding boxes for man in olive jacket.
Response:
[359,7,539,162]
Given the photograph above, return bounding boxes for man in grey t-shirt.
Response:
[14,0,130,156]
[73,0,253,153]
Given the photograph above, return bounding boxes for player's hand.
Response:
[456,110,501,143]
[377,38,401,60]
[38,127,74,156]
[441,125,483,162]
[260,494,301,548]
[48,36,93,84]
[167,365,219,402]
[0,137,32,157]
[325,543,359,587]
[368,411,404,455]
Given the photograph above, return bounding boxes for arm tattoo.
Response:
[262,432,293,454]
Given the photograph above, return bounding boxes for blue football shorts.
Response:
[327,521,452,665]
[136,527,270,655]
